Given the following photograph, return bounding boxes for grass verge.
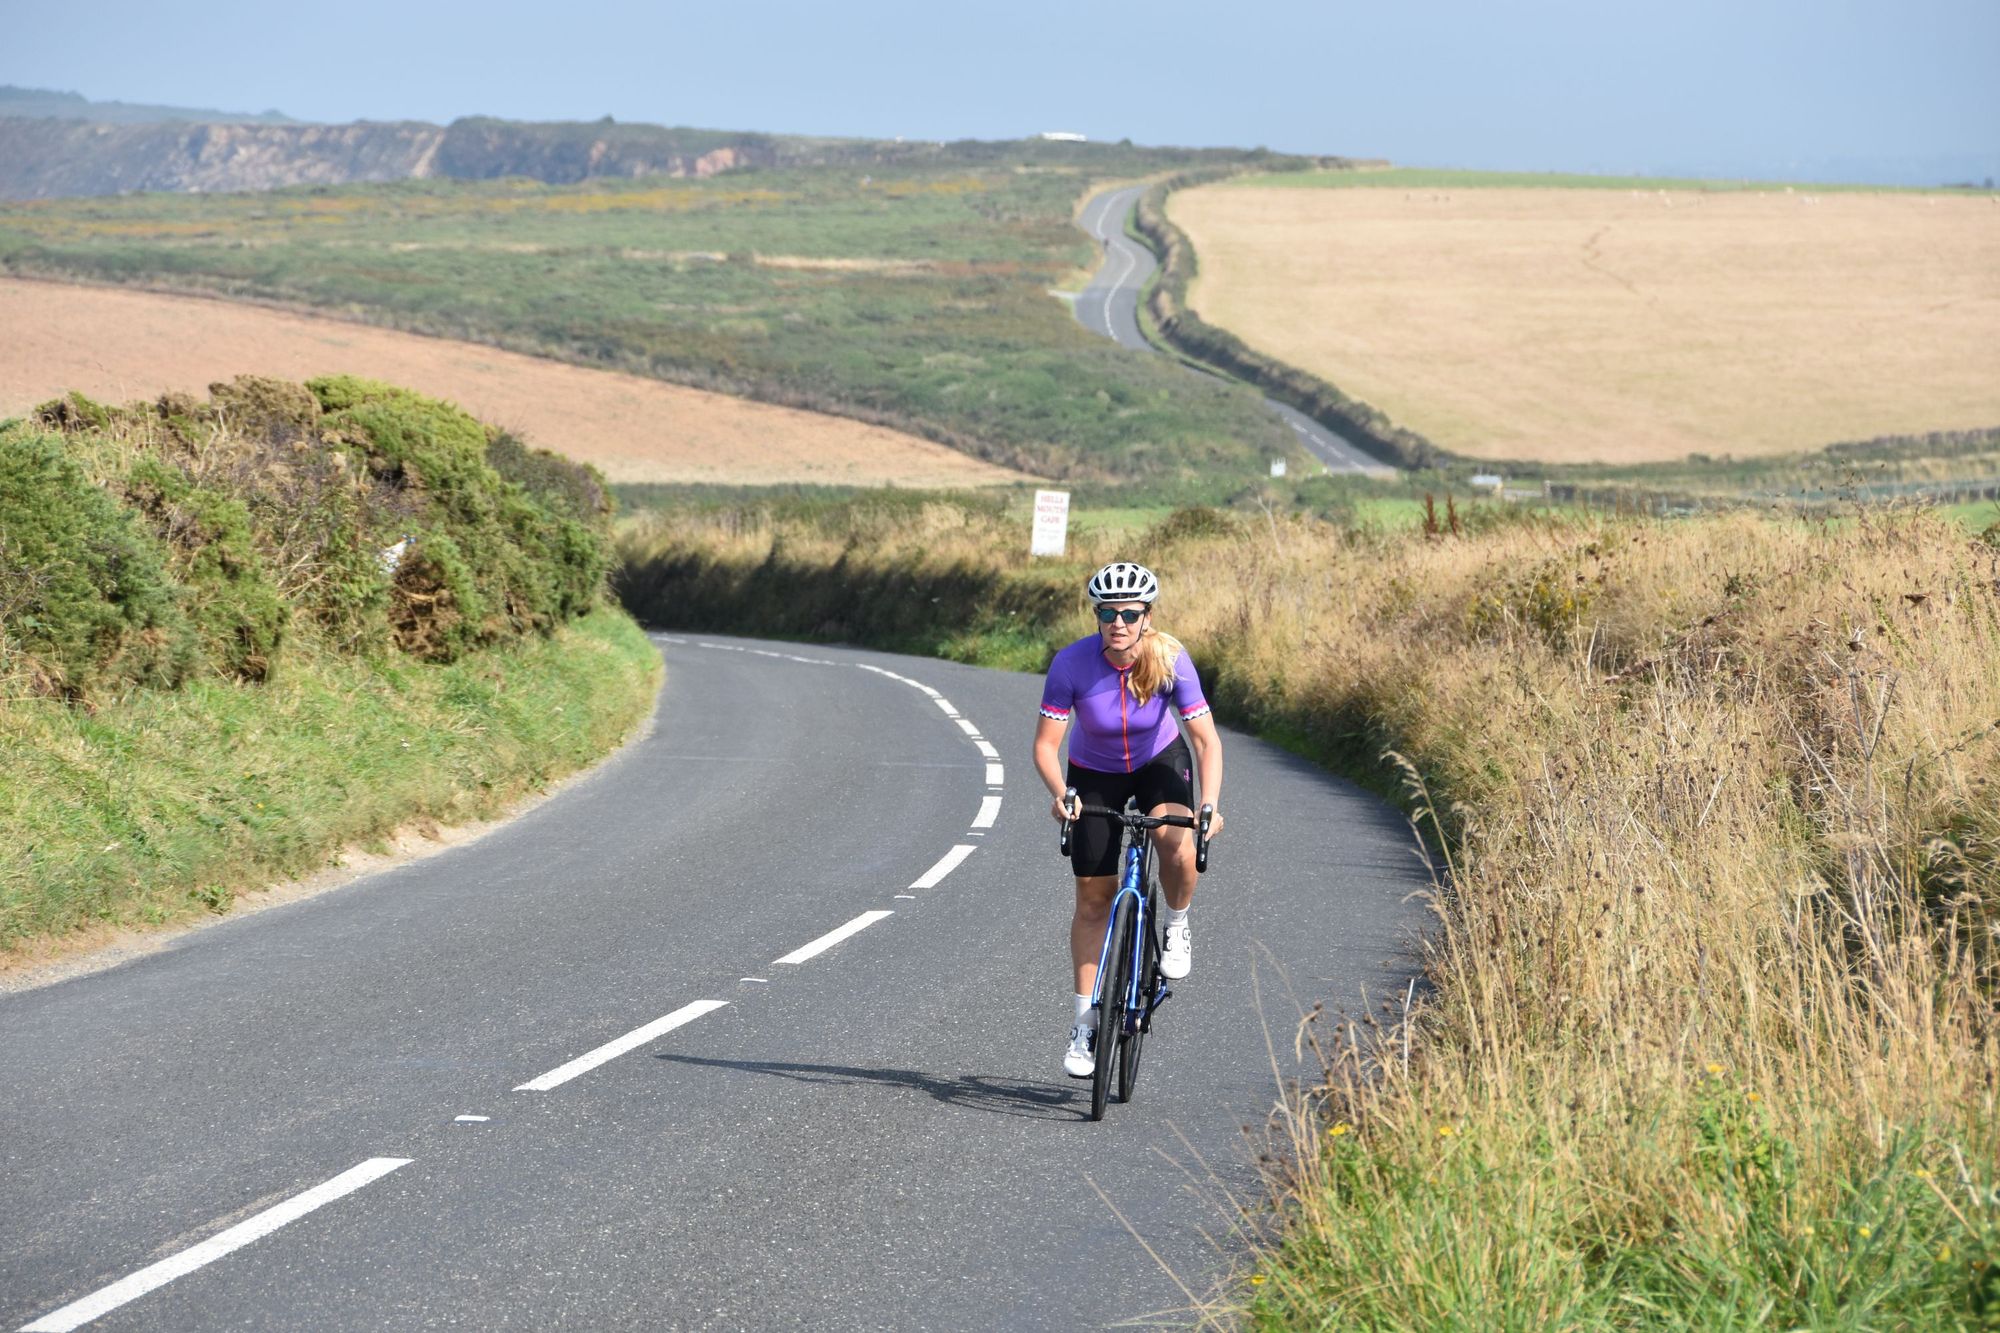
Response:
[617,494,1999,1326]
[0,605,659,949]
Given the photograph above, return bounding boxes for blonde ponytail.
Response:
[1126,624,1184,707]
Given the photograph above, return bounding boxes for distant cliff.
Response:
[0,116,788,200]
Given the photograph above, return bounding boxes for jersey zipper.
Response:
[1120,673,1132,771]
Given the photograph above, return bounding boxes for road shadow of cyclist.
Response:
[654,1052,1084,1121]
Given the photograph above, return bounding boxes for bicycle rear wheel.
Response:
[1090,896,1137,1122]
[1118,883,1160,1102]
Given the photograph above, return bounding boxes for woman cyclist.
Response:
[1033,561,1224,1078]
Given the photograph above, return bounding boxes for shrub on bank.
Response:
[4,375,613,697]
[1,377,651,950]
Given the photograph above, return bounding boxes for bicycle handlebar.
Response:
[1059,795,1213,874]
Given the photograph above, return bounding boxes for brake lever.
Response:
[1195,803,1213,874]
[1058,787,1078,857]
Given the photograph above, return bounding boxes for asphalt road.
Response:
[1072,184,1396,479]
[2,637,1426,1330]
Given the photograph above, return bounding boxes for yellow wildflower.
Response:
[1745,1092,1761,1103]
[1329,1123,1350,1138]
[1938,1246,1953,1263]
[1915,1169,1933,1180]
[1437,1125,1455,1138]
[1705,1063,1725,1076]
[1250,1275,1267,1286]
[1858,1226,1873,1239]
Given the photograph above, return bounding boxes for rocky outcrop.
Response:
[0,116,784,200]
[0,120,442,198]
[427,118,779,184]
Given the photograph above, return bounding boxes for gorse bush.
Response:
[2,376,613,698]
[2,377,649,950]
[0,433,194,697]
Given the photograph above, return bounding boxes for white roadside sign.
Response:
[1270,458,1288,477]
[1030,489,1070,557]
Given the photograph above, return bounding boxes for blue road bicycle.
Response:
[1061,797,1212,1121]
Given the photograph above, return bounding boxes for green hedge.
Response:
[1,376,614,700]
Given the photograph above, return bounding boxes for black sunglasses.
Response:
[1095,606,1147,625]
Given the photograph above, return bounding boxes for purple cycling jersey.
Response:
[1038,635,1211,773]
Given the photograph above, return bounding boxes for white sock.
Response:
[1165,906,1190,930]
[1073,992,1095,1029]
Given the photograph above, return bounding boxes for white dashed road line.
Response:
[514,999,731,1093]
[773,911,895,966]
[910,844,977,889]
[19,1158,413,1333]
[26,639,1009,1330]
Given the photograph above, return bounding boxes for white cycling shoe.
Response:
[1161,922,1193,980]
[1063,1023,1097,1078]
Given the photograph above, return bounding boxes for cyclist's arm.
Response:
[1034,715,1076,820]
[1184,712,1225,838]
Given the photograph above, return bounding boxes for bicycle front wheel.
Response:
[1090,895,1137,1122]
[1118,884,1160,1103]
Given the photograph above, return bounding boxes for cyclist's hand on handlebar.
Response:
[1051,792,1081,823]
[1204,809,1225,841]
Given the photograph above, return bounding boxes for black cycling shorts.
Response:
[1065,737,1195,878]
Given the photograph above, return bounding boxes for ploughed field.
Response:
[1169,177,2000,464]
[0,278,1034,488]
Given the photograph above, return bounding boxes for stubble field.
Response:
[0,277,1037,488]
[1169,180,2000,464]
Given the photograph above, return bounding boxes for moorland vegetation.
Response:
[0,377,658,952]
[618,493,1999,1326]
[0,143,1314,487]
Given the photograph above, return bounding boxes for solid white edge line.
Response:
[514,999,729,1092]
[910,844,977,889]
[20,1158,411,1333]
[985,762,1005,786]
[772,910,894,966]
[972,795,1003,829]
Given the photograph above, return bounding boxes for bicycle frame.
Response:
[1061,801,1211,1033]
[1090,837,1158,1031]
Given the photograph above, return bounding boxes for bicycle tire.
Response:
[1090,895,1136,1122]
[1119,881,1160,1102]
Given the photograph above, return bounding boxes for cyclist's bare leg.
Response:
[1148,802,1197,912]
[1071,875,1118,994]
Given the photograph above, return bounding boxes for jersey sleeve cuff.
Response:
[1179,703,1212,721]
[1039,704,1072,721]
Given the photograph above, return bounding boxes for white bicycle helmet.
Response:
[1086,561,1160,604]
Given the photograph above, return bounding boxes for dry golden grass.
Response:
[0,278,1036,488]
[1169,185,2000,464]
[623,498,2000,1319]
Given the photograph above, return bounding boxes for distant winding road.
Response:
[1074,184,1396,478]
[3,637,1425,1329]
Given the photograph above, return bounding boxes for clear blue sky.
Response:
[4,0,1995,184]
